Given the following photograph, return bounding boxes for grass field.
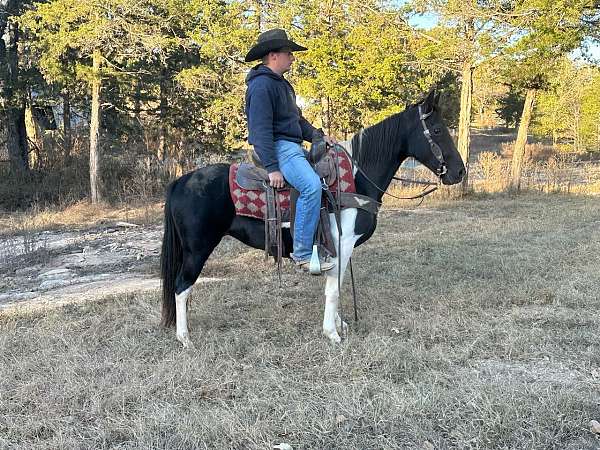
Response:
[1,193,599,449]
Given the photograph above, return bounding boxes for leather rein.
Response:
[337,103,447,203]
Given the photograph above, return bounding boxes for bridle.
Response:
[337,102,449,203]
[418,104,448,177]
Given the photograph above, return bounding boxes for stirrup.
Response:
[308,244,321,275]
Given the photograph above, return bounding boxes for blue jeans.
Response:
[274,140,321,262]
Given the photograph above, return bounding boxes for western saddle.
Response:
[235,137,379,275]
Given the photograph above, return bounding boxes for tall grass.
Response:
[471,145,600,195]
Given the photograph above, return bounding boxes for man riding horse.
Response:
[160,29,465,347]
[244,28,336,273]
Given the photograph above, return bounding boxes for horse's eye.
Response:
[433,127,442,135]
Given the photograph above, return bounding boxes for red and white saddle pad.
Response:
[229,148,356,221]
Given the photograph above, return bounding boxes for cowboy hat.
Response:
[245,28,307,62]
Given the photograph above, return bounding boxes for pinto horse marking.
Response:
[160,90,465,346]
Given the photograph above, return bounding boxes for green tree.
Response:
[504,0,599,190]
[176,0,254,151]
[495,87,524,129]
[472,62,507,128]
[20,0,194,202]
[409,0,531,192]
[270,0,423,138]
[535,60,600,152]
[579,69,600,152]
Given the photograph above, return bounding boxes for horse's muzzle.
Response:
[441,166,465,185]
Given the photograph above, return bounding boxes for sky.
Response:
[404,4,600,63]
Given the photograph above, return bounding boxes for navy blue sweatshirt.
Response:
[245,65,317,173]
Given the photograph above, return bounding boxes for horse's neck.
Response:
[345,117,410,202]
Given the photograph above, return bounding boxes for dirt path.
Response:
[0,222,168,310]
[0,208,441,312]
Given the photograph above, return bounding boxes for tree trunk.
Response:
[0,5,28,172]
[134,79,141,121]
[320,97,327,132]
[89,49,102,203]
[254,0,262,30]
[573,104,581,153]
[326,97,332,136]
[509,88,536,191]
[25,93,40,169]
[62,90,71,158]
[597,119,600,152]
[158,69,168,161]
[457,61,473,193]
[4,107,28,171]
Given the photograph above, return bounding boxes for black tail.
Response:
[160,182,182,327]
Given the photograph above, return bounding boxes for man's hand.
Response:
[268,171,285,189]
[324,135,338,146]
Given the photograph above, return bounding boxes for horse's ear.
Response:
[434,91,441,105]
[421,89,436,113]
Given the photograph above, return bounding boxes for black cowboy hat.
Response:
[244,28,308,62]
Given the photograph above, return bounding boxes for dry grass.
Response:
[571,180,600,195]
[466,129,600,195]
[499,141,557,162]
[0,201,163,237]
[1,194,600,449]
[473,152,511,193]
[465,155,600,195]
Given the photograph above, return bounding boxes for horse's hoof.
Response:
[177,333,194,349]
[323,329,342,344]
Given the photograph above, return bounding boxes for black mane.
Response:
[351,105,415,173]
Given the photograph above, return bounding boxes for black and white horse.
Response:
[160,90,465,347]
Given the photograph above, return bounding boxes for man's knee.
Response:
[301,173,322,197]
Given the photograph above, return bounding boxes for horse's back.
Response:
[168,163,235,230]
[170,163,230,197]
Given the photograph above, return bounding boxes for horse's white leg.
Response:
[323,208,361,344]
[176,286,194,348]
